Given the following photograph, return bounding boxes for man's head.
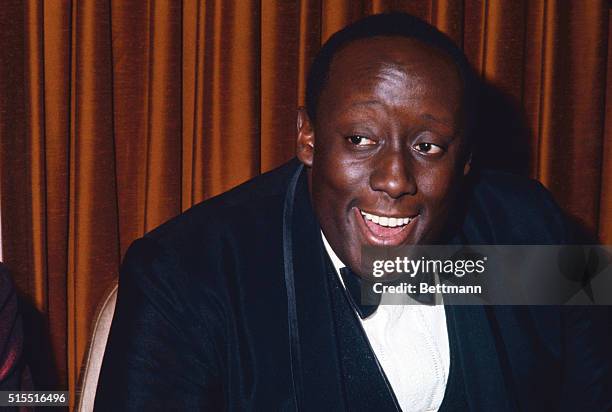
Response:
[296,13,475,275]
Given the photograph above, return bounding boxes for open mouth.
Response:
[354,208,418,246]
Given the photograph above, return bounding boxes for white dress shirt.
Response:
[322,233,450,412]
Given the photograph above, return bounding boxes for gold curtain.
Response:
[0,0,610,407]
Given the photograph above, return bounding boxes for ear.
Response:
[463,153,472,176]
[296,107,315,167]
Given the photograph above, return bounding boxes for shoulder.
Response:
[143,158,299,252]
[462,170,570,244]
[118,159,300,298]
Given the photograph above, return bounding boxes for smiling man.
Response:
[95,13,611,411]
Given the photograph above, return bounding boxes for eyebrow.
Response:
[420,113,453,128]
[346,102,455,129]
[348,100,384,109]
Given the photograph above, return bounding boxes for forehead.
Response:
[322,36,464,113]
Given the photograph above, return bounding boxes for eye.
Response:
[413,142,444,155]
[346,135,376,146]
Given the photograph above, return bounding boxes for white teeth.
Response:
[360,210,414,227]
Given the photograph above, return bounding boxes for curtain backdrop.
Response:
[0,0,610,407]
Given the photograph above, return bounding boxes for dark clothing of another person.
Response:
[95,159,612,411]
[0,264,27,392]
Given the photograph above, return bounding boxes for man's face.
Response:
[297,36,470,275]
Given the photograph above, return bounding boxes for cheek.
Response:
[312,143,366,195]
[417,164,461,210]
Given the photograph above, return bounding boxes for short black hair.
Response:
[305,12,478,139]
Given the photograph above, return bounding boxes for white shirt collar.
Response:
[321,230,345,277]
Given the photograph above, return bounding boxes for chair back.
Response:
[75,283,118,411]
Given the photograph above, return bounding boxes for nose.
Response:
[369,149,416,198]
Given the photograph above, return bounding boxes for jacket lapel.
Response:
[443,233,520,411]
[286,166,345,410]
[443,305,518,411]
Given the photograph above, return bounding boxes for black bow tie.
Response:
[339,266,436,319]
[339,267,380,318]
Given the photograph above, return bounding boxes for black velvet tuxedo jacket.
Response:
[95,158,612,411]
